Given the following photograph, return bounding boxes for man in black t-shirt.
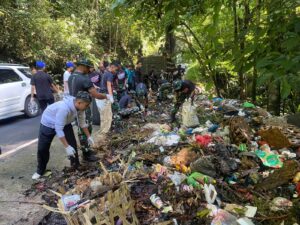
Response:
[97,62,118,135]
[68,58,107,162]
[135,61,144,84]
[30,61,58,112]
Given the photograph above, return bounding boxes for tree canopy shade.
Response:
[113,0,300,114]
[0,0,142,71]
[0,0,299,114]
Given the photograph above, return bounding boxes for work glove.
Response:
[65,145,76,157]
[88,137,95,147]
[107,94,114,103]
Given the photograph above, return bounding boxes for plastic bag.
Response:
[211,208,238,225]
[204,184,217,204]
[168,172,187,187]
[190,156,217,177]
[182,99,199,127]
[147,133,180,146]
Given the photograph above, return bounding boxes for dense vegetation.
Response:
[0,0,299,114]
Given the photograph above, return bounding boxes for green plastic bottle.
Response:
[187,172,216,189]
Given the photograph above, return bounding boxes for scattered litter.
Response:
[182,99,199,127]
[147,133,180,146]
[237,217,255,225]
[150,194,164,209]
[61,194,80,211]
[32,93,300,224]
[270,197,293,211]
[258,127,291,148]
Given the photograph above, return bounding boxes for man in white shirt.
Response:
[32,91,95,180]
[63,61,75,94]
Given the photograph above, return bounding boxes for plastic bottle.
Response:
[150,194,163,209]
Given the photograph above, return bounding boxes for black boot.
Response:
[69,156,80,169]
[82,151,99,162]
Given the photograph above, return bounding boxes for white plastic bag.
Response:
[182,99,199,127]
[204,184,217,204]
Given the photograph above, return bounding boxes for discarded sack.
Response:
[190,156,217,177]
[170,148,198,166]
[258,127,291,148]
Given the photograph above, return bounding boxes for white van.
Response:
[0,63,40,120]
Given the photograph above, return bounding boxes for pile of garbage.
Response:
[32,95,300,225]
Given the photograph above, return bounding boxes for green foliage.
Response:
[185,63,201,82]
[0,0,142,72]
[0,0,299,112]
[118,0,299,112]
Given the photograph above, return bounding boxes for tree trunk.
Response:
[252,66,257,103]
[165,25,176,57]
[252,0,261,103]
[266,0,283,115]
[268,80,281,115]
[232,0,246,99]
[114,24,119,55]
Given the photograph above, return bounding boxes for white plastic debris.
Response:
[245,206,257,218]
[204,184,217,204]
[147,133,180,146]
[182,99,200,127]
[270,197,293,211]
[168,172,187,188]
[237,217,255,225]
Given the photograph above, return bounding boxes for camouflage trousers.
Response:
[77,106,93,153]
[170,92,190,121]
[119,106,140,117]
[158,82,172,101]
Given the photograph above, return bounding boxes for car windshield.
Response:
[18,68,32,78]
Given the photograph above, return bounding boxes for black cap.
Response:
[110,60,120,67]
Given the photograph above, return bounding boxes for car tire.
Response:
[24,96,40,118]
[92,98,100,125]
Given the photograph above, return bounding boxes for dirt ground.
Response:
[0,125,98,225]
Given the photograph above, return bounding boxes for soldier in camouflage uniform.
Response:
[157,80,172,102]
[170,80,196,123]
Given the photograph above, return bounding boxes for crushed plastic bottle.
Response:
[150,194,163,209]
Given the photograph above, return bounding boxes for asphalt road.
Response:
[0,115,41,155]
[0,115,101,224]
[0,115,69,225]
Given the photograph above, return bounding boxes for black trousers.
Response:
[36,123,78,175]
[38,98,54,113]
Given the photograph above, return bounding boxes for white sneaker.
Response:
[32,172,41,180]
